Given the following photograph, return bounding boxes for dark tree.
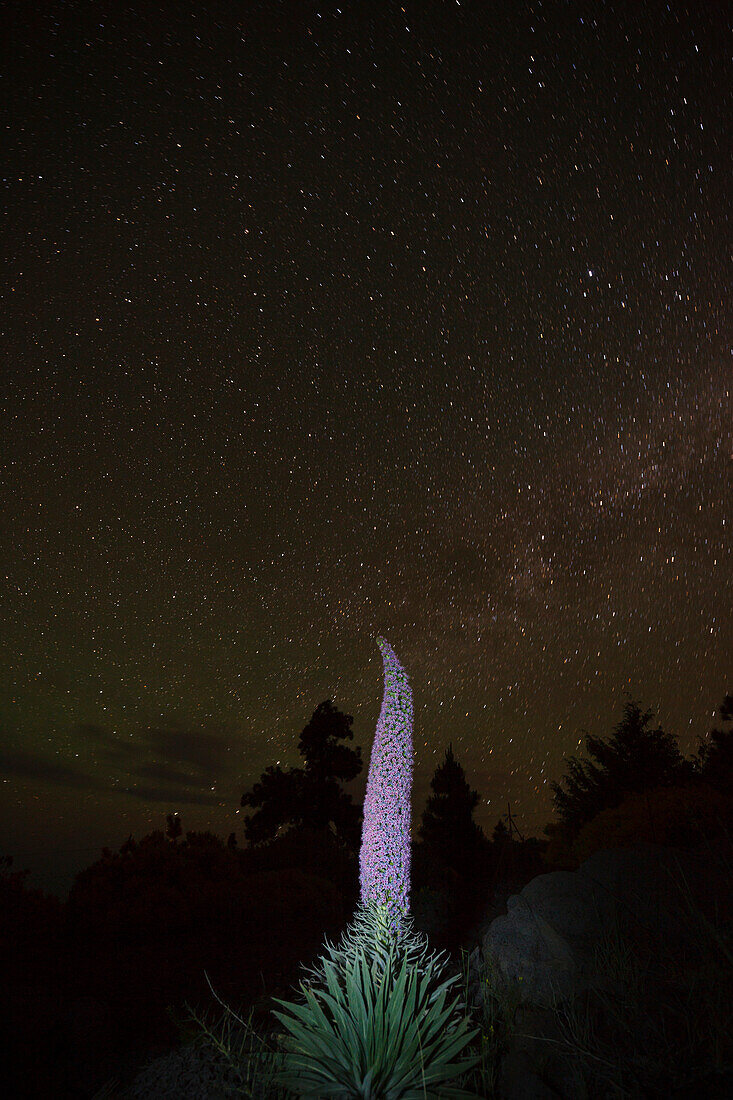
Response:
[241,699,362,849]
[297,699,363,833]
[120,833,137,856]
[551,699,686,834]
[241,765,305,844]
[183,830,223,847]
[165,812,182,843]
[694,693,733,794]
[418,744,487,876]
[491,818,512,847]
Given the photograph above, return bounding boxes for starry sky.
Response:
[2,1,731,899]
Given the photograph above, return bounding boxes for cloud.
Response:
[72,723,108,743]
[0,721,244,807]
[0,745,102,791]
[131,761,200,786]
[136,725,235,772]
[115,728,244,805]
[120,784,222,807]
[93,722,236,773]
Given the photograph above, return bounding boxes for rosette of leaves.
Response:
[272,902,481,1098]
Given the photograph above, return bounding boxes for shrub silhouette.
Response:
[63,823,350,1053]
[0,855,63,979]
[0,857,67,1096]
[693,693,733,795]
[551,699,688,838]
[237,823,358,907]
[572,783,733,863]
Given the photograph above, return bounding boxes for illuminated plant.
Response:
[273,903,480,1098]
[272,638,480,1096]
[359,636,414,925]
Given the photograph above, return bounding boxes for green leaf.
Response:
[339,972,370,1075]
[316,989,365,1076]
[382,965,419,1068]
[272,905,485,1099]
[418,1018,480,1071]
[271,1007,350,1081]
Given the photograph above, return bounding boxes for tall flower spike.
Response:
[359,637,414,925]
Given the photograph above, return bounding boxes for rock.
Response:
[467,842,732,1099]
[496,1002,585,1100]
[480,870,605,1005]
[120,1039,249,1099]
[498,1048,557,1100]
[477,843,724,1008]
[60,993,123,1096]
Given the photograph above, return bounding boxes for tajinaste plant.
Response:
[358,636,413,925]
[272,637,481,1096]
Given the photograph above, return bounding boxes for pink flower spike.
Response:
[359,637,414,926]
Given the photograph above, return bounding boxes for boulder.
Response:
[469,842,731,1099]
[487,869,610,1004]
[477,842,726,1008]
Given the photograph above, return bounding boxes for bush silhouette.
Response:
[62,822,351,1058]
[551,699,688,839]
[573,783,733,863]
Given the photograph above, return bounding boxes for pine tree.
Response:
[694,693,733,794]
[241,699,362,849]
[551,699,685,834]
[491,818,512,847]
[418,744,486,877]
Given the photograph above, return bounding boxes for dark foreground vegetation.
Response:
[1,695,731,1097]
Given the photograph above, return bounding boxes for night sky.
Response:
[2,1,730,900]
